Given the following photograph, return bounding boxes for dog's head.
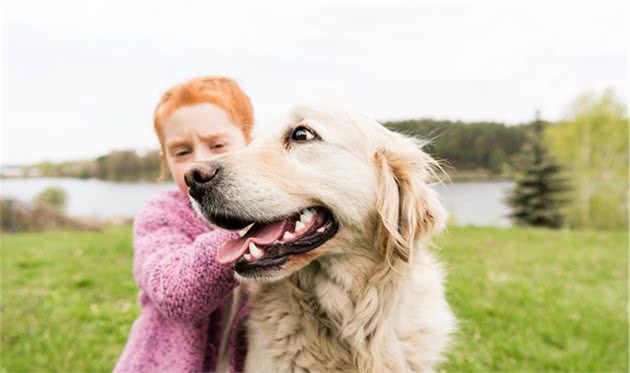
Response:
[186,106,446,282]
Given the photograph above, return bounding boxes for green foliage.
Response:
[507,116,570,228]
[29,150,165,181]
[24,120,530,181]
[1,227,627,372]
[92,149,164,181]
[1,197,99,232]
[34,187,67,210]
[546,89,629,229]
[385,119,531,175]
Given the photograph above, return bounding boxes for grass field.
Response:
[1,226,627,372]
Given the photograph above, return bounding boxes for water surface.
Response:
[1,178,513,226]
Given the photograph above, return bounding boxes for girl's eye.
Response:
[211,143,225,150]
[290,126,317,142]
[175,149,191,157]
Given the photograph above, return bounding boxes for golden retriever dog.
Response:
[185,106,456,373]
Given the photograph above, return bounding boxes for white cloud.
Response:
[2,0,628,164]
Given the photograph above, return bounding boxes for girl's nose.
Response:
[193,145,216,163]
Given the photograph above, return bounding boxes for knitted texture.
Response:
[113,190,248,373]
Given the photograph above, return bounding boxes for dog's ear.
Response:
[373,140,446,264]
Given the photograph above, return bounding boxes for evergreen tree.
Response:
[507,113,570,228]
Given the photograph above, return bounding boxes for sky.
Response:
[2,0,628,165]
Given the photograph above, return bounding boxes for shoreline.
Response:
[1,171,514,184]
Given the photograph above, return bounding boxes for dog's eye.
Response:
[290,126,317,142]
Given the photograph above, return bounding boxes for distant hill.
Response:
[385,119,532,178]
[10,119,533,181]
[16,150,166,182]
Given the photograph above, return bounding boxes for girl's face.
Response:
[161,103,247,193]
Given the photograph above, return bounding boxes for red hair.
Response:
[154,76,254,148]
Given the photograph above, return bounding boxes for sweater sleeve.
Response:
[132,194,239,322]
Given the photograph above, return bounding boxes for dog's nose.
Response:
[184,162,222,189]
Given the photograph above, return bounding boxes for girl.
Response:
[114,77,253,373]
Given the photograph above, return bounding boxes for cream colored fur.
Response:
[208,106,456,372]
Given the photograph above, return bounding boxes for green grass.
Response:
[1,227,138,372]
[437,227,628,372]
[1,226,627,372]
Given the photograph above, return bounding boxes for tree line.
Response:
[25,150,165,181]
[25,119,533,181]
[384,119,532,175]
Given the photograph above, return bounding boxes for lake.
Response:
[0,178,514,227]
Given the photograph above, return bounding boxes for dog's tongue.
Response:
[217,220,290,264]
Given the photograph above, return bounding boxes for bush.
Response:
[35,187,67,211]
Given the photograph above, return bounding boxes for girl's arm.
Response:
[132,195,239,322]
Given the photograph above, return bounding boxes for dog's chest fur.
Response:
[242,253,455,373]
[244,268,356,373]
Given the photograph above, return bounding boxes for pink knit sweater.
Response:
[113,190,248,373]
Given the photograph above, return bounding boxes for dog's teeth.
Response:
[300,209,314,224]
[255,248,265,259]
[243,253,253,261]
[295,221,305,232]
[283,231,295,241]
[249,242,264,258]
[316,227,325,233]
[239,223,254,237]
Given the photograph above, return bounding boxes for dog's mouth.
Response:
[213,207,338,273]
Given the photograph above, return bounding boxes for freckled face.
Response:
[161,103,247,193]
